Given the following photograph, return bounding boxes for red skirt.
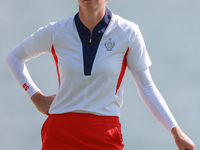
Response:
[41,112,124,150]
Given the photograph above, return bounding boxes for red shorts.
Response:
[41,112,124,150]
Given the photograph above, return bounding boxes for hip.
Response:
[41,112,124,150]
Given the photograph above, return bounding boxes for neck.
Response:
[79,6,106,36]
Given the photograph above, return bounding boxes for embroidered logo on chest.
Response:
[105,38,115,51]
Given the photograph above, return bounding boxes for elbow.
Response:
[6,51,19,69]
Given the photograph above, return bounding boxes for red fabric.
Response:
[51,45,61,88]
[41,113,124,150]
[115,48,129,94]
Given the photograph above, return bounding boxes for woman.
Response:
[7,0,195,149]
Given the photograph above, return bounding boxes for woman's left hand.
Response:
[171,126,195,150]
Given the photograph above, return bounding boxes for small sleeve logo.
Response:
[22,83,29,91]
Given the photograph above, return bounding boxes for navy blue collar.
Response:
[74,8,112,76]
[75,8,112,43]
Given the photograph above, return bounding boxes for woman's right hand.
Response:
[31,91,55,115]
[171,126,195,150]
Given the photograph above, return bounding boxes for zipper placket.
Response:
[87,38,92,76]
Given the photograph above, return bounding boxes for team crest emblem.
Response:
[105,38,115,51]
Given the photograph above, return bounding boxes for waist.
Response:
[48,112,120,124]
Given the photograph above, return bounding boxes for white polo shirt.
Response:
[22,8,152,116]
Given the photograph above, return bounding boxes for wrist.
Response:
[31,91,44,103]
[171,126,181,136]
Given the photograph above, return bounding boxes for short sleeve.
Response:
[22,22,54,58]
[126,27,152,72]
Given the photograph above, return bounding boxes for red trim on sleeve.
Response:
[115,48,129,94]
[51,45,61,88]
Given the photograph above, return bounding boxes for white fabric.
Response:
[6,43,40,98]
[6,12,179,131]
[7,13,151,117]
[6,44,178,131]
[131,68,178,131]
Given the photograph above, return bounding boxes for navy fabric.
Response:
[75,8,112,76]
